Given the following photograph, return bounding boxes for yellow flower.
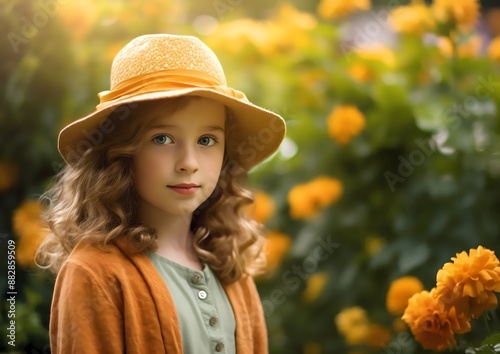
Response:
[435,246,500,319]
[0,162,18,192]
[364,235,385,255]
[438,36,481,57]
[354,44,396,68]
[488,37,500,61]
[287,176,343,219]
[402,290,471,351]
[389,3,434,35]
[302,272,328,302]
[317,0,371,20]
[335,306,370,345]
[327,105,366,145]
[335,306,369,334]
[364,324,392,348]
[249,191,275,224]
[432,0,480,30]
[58,0,96,41]
[12,200,48,268]
[348,63,374,83]
[209,5,316,57]
[386,276,424,315]
[264,231,292,271]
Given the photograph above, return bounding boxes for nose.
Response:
[175,144,199,174]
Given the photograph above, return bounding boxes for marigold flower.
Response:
[437,36,482,58]
[0,162,18,192]
[58,0,96,41]
[389,3,434,35]
[335,306,369,335]
[287,176,343,219]
[317,0,371,20]
[348,63,374,83]
[364,324,392,348]
[386,276,424,315]
[327,105,366,145]
[432,0,480,30]
[435,246,500,318]
[488,37,500,62]
[12,200,48,267]
[302,272,328,303]
[249,191,275,224]
[402,290,471,351]
[264,231,292,271]
[354,44,396,68]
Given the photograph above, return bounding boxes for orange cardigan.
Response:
[50,238,268,353]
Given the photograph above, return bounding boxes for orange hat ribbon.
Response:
[96,69,247,109]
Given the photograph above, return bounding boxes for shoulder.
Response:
[57,238,136,288]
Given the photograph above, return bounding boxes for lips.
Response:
[167,183,200,195]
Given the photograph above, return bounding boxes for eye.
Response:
[198,135,217,147]
[152,135,173,145]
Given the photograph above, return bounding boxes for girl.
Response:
[36,34,286,354]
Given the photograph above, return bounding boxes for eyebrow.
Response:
[146,124,225,132]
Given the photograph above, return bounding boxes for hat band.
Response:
[96,69,248,109]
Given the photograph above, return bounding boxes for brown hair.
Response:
[35,96,265,284]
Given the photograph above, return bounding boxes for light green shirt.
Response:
[147,251,236,354]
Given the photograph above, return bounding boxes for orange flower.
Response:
[364,324,392,348]
[287,176,343,219]
[402,290,471,351]
[249,191,275,224]
[12,200,48,267]
[317,0,370,20]
[488,37,500,61]
[432,0,480,30]
[348,63,374,83]
[302,272,328,302]
[435,246,500,318]
[58,0,96,41]
[0,162,18,192]
[327,105,366,145]
[386,276,424,315]
[264,231,292,271]
[335,306,368,333]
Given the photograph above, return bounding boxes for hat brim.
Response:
[57,88,286,171]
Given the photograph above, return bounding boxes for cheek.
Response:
[133,154,161,187]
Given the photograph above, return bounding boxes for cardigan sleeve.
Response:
[50,260,124,354]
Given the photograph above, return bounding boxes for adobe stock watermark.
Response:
[212,0,244,19]
[384,73,500,191]
[261,235,340,317]
[7,0,72,54]
[340,0,405,62]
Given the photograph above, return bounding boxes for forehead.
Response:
[145,97,226,128]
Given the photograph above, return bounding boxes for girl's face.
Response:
[132,97,226,218]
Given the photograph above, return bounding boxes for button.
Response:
[198,290,207,300]
[215,342,224,352]
[209,317,218,326]
[191,274,202,284]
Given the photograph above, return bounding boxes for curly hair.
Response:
[35,96,265,284]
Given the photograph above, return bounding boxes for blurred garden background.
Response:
[2,0,500,353]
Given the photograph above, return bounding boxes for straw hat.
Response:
[58,34,286,170]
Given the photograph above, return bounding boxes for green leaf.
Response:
[482,333,500,346]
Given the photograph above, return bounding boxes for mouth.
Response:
[167,183,200,195]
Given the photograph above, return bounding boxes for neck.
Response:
[137,199,201,269]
